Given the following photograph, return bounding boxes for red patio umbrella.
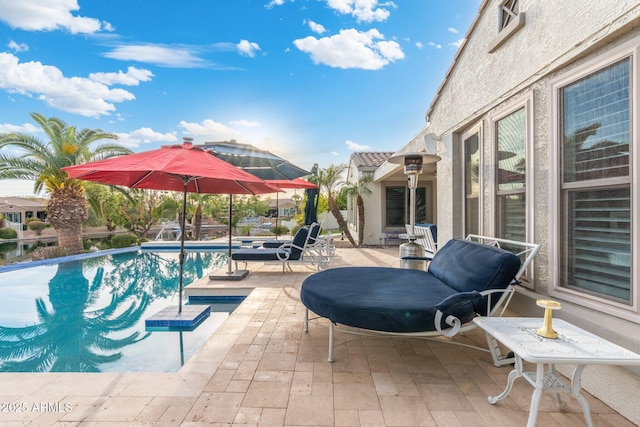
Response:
[62,140,277,313]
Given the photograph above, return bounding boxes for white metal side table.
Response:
[473,317,640,427]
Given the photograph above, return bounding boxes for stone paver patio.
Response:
[0,246,634,426]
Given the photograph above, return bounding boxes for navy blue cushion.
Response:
[232,248,295,261]
[233,227,310,262]
[427,239,520,293]
[289,227,309,257]
[301,267,458,333]
[262,240,286,248]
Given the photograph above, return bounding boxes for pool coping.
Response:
[0,246,141,273]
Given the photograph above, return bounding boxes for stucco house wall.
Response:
[418,0,640,422]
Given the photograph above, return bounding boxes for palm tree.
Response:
[344,174,373,247]
[0,113,131,254]
[314,164,357,247]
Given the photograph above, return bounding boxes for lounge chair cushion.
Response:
[232,227,309,262]
[300,238,521,333]
[262,240,286,248]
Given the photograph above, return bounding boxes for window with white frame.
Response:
[556,57,632,306]
[463,130,481,236]
[495,107,526,243]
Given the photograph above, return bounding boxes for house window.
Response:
[385,186,426,228]
[495,107,526,243]
[500,0,519,31]
[463,131,480,235]
[557,57,632,305]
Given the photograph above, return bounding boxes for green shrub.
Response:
[28,220,47,235]
[0,228,18,239]
[111,233,139,248]
[270,225,289,236]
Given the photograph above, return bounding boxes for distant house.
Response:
[377,0,640,422]
[267,198,297,219]
[0,197,47,224]
[346,145,438,245]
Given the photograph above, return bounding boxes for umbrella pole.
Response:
[178,181,188,314]
[275,192,279,238]
[227,194,233,274]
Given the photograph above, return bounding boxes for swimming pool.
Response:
[0,248,241,373]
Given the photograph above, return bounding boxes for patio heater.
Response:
[388,152,441,270]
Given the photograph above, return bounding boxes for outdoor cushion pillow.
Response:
[427,239,521,294]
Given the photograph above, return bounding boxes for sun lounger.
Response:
[232,224,329,271]
[301,235,539,362]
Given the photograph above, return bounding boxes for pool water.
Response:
[0,249,240,373]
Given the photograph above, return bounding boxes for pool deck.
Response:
[0,246,635,426]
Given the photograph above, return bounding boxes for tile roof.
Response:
[350,152,394,168]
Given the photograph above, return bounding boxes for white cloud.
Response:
[179,119,236,136]
[265,0,286,8]
[449,38,465,49]
[229,119,260,128]
[308,20,326,34]
[294,28,404,70]
[89,67,154,86]
[428,41,442,49]
[7,40,28,52]
[326,0,395,23]
[0,122,40,133]
[415,41,423,50]
[345,140,371,151]
[331,151,339,156]
[0,0,112,34]
[448,27,459,34]
[0,53,141,117]
[114,128,178,148]
[103,43,207,68]
[237,40,261,58]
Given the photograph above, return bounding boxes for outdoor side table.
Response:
[473,317,640,427]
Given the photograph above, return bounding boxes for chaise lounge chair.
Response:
[300,234,539,362]
[232,224,329,271]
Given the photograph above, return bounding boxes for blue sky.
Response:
[0,0,480,197]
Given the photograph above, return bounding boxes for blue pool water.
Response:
[0,248,241,373]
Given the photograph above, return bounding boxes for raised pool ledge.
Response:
[144,304,210,330]
[0,246,140,273]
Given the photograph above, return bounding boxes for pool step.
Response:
[145,304,210,330]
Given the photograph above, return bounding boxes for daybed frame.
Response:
[302,234,540,365]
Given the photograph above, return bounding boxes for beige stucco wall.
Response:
[425,0,640,423]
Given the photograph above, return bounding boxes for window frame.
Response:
[461,123,484,237]
[549,38,640,321]
[500,0,519,31]
[488,92,535,286]
[382,183,432,231]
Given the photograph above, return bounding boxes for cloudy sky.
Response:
[0,0,480,196]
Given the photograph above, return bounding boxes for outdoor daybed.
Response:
[301,235,539,362]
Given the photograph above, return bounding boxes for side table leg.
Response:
[571,365,594,427]
[526,363,545,427]
[489,355,523,404]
